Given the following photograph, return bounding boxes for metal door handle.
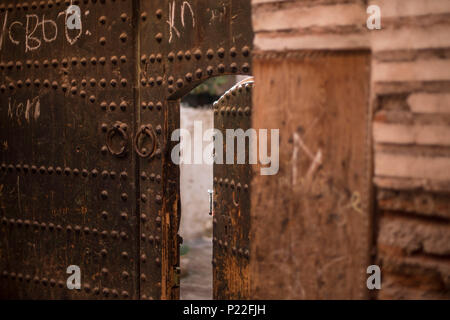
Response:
[134,124,157,158]
[106,122,128,157]
[208,189,213,216]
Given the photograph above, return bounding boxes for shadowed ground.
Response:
[180,238,213,300]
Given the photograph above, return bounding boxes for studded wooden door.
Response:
[0,0,142,300]
[0,0,252,300]
[213,78,253,300]
[138,0,253,300]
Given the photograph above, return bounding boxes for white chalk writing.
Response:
[0,8,84,53]
[7,96,40,125]
[181,1,195,28]
[25,14,41,52]
[0,11,8,50]
[166,1,195,43]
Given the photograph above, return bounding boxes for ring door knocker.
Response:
[106,122,129,157]
[134,124,158,159]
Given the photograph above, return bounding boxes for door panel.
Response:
[0,0,253,300]
[213,79,253,300]
[138,0,253,300]
[0,0,139,300]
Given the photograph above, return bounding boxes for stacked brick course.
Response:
[371,0,450,299]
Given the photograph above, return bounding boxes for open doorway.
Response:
[179,75,248,300]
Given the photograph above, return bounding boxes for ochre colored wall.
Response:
[251,52,372,299]
[371,0,450,299]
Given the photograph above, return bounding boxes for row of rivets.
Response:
[212,238,250,258]
[141,47,250,65]
[214,106,252,117]
[141,101,163,111]
[140,172,162,182]
[164,64,250,93]
[140,213,161,225]
[215,83,253,105]
[0,0,129,12]
[98,32,128,45]
[87,285,129,299]
[140,54,163,64]
[0,271,130,298]
[1,272,63,287]
[1,78,128,92]
[1,67,249,92]
[140,9,163,22]
[138,85,163,298]
[140,76,164,87]
[163,46,251,63]
[213,178,249,191]
[99,101,129,111]
[0,1,68,11]
[0,56,127,71]
[101,190,129,202]
[1,218,129,239]
[139,232,161,243]
[140,198,163,281]
[0,164,127,180]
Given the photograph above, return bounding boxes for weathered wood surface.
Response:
[251,51,372,299]
[213,80,253,300]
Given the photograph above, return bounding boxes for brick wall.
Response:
[371,0,450,299]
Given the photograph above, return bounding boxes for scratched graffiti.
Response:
[166,1,195,43]
[7,96,41,125]
[209,3,227,23]
[0,6,85,53]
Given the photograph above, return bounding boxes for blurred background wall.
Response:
[250,0,450,300]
